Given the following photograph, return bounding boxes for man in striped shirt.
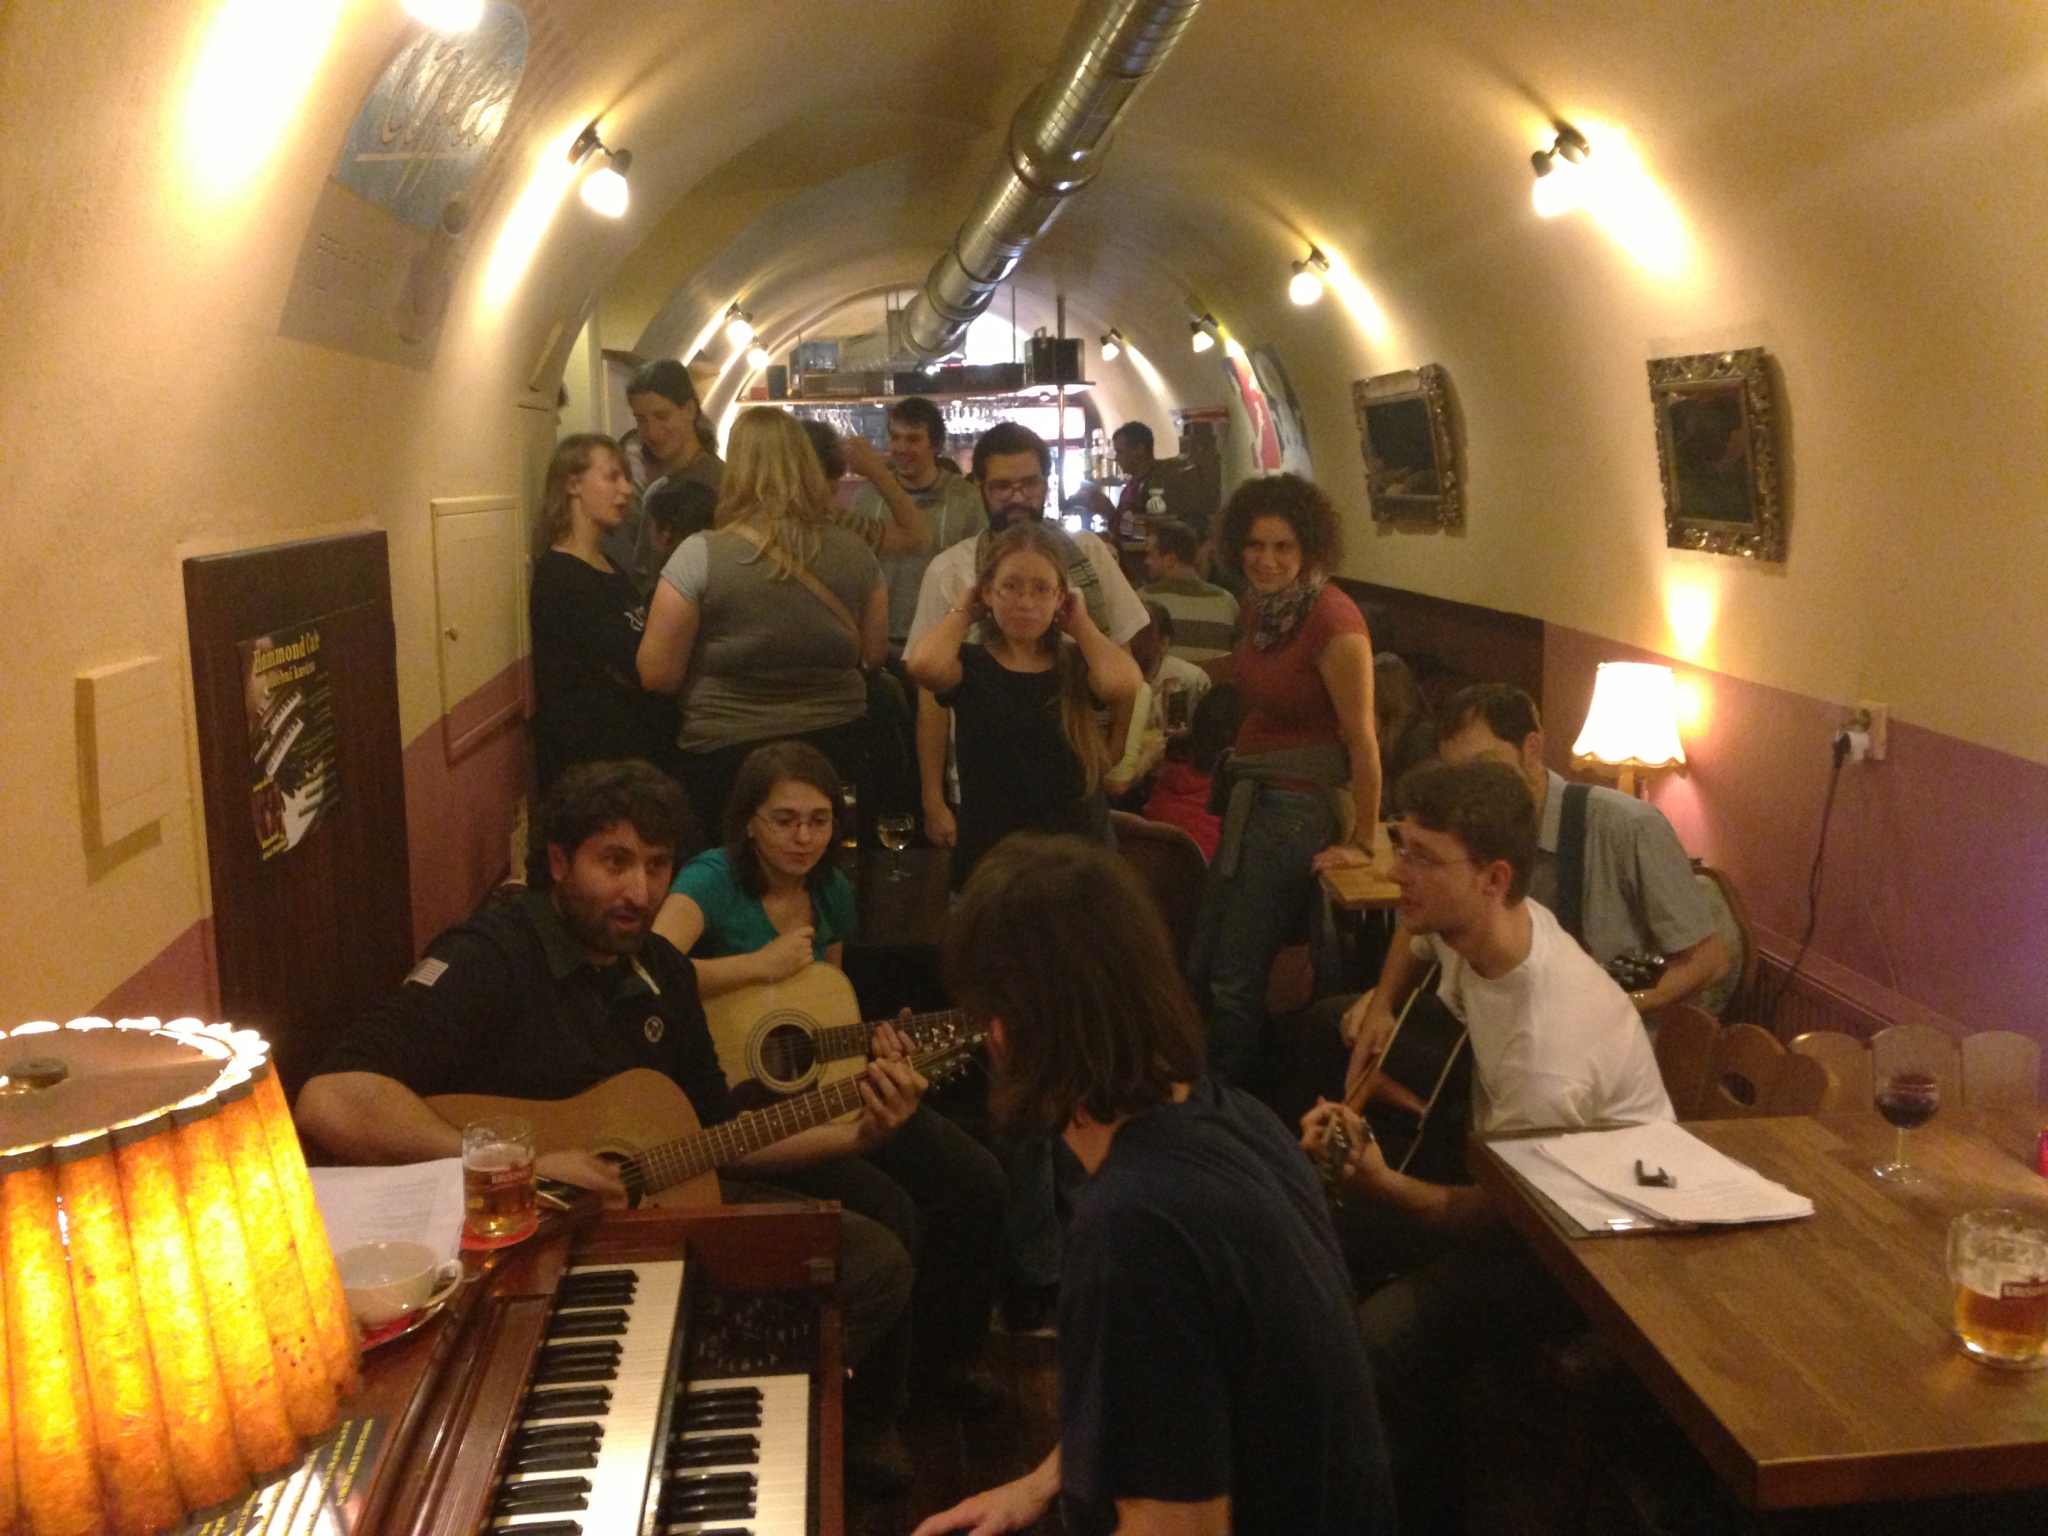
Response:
[1141,518,1240,662]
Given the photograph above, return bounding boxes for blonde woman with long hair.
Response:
[638,406,887,834]
[905,520,1140,890]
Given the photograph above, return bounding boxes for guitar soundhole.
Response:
[758,1021,819,1088]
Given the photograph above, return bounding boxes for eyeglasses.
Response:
[992,578,1059,602]
[983,475,1046,500]
[1386,826,1476,873]
[755,810,835,836]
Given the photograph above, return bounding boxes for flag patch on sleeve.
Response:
[405,957,450,988]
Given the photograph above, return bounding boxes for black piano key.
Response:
[666,1432,759,1468]
[539,1337,623,1358]
[513,1421,604,1450]
[546,1308,630,1339]
[682,1386,763,1407]
[667,1472,756,1493]
[493,1475,593,1515]
[522,1386,612,1419]
[663,1494,757,1522]
[496,1523,583,1536]
[556,1267,638,1298]
[531,1359,620,1386]
[679,1405,761,1431]
[661,1529,749,1536]
[509,1448,600,1473]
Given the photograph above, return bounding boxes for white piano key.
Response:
[494,1258,686,1533]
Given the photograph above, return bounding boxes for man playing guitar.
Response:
[295,759,935,1491]
[1302,760,1672,1536]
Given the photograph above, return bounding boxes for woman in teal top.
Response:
[654,739,856,997]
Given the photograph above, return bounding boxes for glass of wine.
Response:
[1874,1070,1941,1183]
[877,811,916,881]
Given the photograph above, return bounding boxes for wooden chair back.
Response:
[1870,1023,1962,1108]
[1960,1031,2042,1109]
[1108,811,1209,967]
[1697,1022,1828,1118]
[1691,863,1757,1021]
[1652,1003,1721,1120]
[1789,1031,1873,1111]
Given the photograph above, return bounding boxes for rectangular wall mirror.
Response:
[1353,364,1463,530]
[1648,347,1786,562]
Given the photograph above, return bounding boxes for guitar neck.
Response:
[625,1042,964,1198]
[812,1007,967,1061]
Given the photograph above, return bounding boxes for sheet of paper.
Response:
[1491,1137,1671,1233]
[1534,1121,1814,1225]
[309,1159,465,1265]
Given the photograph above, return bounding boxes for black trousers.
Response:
[678,714,871,845]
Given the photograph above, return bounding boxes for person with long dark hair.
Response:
[1187,473,1380,1084]
[528,433,677,791]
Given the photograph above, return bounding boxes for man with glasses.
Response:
[1300,759,1670,1536]
[905,421,1148,849]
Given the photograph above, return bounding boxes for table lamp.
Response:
[1571,661,1686,797]
[0,1016,358,1535]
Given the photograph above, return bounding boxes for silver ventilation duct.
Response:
[900,0,1204,360]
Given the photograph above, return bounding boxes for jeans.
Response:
[1188,787,1337,1083]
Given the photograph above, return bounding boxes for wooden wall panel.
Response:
[184,532,414,1094]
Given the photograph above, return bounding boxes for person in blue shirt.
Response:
[654,739,855,997]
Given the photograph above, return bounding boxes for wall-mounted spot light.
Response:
[1190,314,1219,354]
[1531,123,1591,218]
[403,0,482,29]
[724,303,754,347]
[1100,329,1124,362]
[1289,245,1331,305]
[745,343,771,371]
[569,120,631,217]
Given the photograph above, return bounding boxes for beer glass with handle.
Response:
[463,1115,538,1243]
[1948,1209,2048,1368]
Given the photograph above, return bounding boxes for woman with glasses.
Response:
[653,739,856,997]
[906,521,1141,890]
[1187,473,1380,1086]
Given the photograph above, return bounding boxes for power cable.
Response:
[1766,731,1851,1027]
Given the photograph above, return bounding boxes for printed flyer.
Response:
[239,624,340,859]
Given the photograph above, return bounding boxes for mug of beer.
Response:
[462,1115,538,1246]
[1947,1208,2048,1368]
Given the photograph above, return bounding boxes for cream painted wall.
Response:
[8,0,2048,1024]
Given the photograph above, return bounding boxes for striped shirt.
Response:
[1142,573,1240,661]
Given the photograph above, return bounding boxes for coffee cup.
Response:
[335,1240,463,1329]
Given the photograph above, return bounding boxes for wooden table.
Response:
[1319,863,1401,912]
[1473,1111,2048,1510]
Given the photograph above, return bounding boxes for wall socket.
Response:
[1854,701,1889,761]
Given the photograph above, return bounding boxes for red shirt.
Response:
[1232,585,1369,756]
[1143,761,1221,860]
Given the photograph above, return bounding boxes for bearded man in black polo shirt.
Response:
[296,759,938,1488]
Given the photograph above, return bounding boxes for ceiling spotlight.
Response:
[1289,246,1331,305]
[1189,314,1219,354]
[724,303,754,347]
[403,0,483,29]
[1100,329,1125,362]
[746,343,771,371]
[1531,123,1591,218]
[569,121,632,217]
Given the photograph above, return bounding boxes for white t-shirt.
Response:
[905,526,1150,649]
[1416,901,1674,1135]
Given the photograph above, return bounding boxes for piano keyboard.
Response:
[489,1260,813,1536]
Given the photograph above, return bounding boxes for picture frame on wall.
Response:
[1648,347,1786,562]
[1352,364,1463,530]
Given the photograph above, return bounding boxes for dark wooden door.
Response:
[185,532,414,1095]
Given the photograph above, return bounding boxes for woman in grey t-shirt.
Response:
[638,407,886,835]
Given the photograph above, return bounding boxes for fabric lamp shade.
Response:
[1571,662,1687,771]
[0,1017,360,1535]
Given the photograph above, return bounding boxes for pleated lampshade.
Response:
[0,1016,359,1535]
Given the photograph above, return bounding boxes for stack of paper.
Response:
[1532,1121,1814,1226]
[309,1158,466,1264]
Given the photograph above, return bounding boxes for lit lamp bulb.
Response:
[1100,331,1122,363]
[1190,321,1215,354]
[745,343,770,371]
[1531,127,1592,218]
[580,154,630,217]
[724,306,754,348]
[1289,266,1324,304]
[404,0,483,29]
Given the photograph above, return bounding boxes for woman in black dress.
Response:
[528,433,678,792]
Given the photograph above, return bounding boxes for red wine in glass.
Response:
[1874,1070,1940,1182]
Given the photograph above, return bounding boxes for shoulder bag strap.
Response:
[1554,782,1592,946]
[723,521,862,641]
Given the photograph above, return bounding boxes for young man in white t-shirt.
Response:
[1302,758,1672,1536]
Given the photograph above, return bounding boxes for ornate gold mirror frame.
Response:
[1648,348,1786,562]
[1353,364,1463,530]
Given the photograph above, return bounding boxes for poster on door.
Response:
[240,624,340,860]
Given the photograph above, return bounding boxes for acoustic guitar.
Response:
[426,1030,980,1208]
[1345,963,1473,1183]
[702,962,972,1097]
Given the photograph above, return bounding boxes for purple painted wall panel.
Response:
[1545,624,2048,1043]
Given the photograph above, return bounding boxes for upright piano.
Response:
[330,1203,843,1536]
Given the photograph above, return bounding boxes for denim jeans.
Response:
[1187,786,1337,1083]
